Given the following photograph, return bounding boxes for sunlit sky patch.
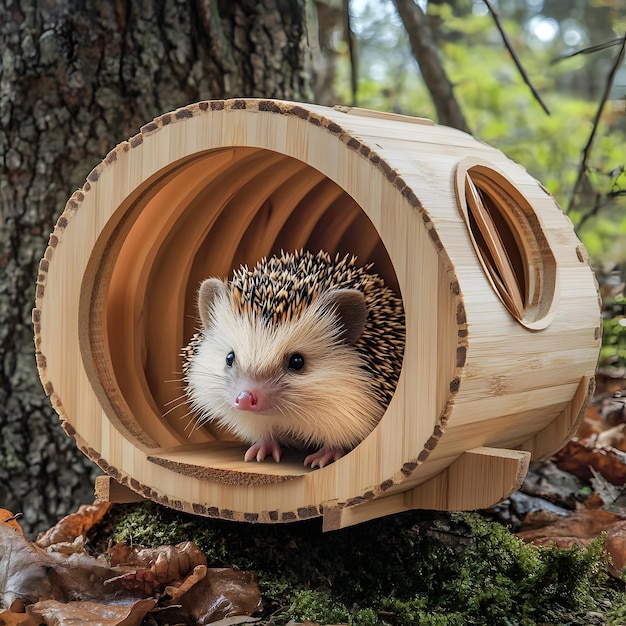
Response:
[528,16,559,43]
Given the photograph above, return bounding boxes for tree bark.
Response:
[0,0,312,537]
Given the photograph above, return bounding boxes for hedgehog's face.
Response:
[185,278,383,449]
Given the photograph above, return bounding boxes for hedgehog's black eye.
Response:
[225,351,235,367]
[288,353,305,371]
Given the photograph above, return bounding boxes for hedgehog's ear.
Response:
[198,278,227,328]
[318,289,367,345]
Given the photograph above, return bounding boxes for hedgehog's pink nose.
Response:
[235,390,259,411]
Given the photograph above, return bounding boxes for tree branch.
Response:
[483,0,550,115]
[551,37,625,64]
[391,0,471,133]
[567,32,626,219]
[576,170,626,232]
[344,0,358,106]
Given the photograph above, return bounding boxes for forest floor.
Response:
[2,370,626,626]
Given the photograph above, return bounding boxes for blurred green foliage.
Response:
[601,295,626,368]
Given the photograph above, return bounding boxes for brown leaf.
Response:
[604,520,626,577]
[104,568,159,597]
[525,536,595,552]
[0,521,60,609]
[109,541,206,574]
[552,439,626,484]
[0,511,24,535]
[519,509,565,532]
[594,423,626,451]
[26,598,156,626]
[0,609,41,625]
[2,506,261,625]
[160,566,263,625]
[517,509,621,542]
[517,511,626,579]
[36,502,112,548]
[164,564,207,603]
[0,519,142,609]
[107,541,208,595]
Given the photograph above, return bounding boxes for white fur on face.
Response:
[186,291,382,450]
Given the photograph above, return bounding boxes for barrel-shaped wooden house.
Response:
[34,99,601,530]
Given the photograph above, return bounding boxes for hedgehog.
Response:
[181,249,405,468]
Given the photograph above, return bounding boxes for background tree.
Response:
[0,0,315,537]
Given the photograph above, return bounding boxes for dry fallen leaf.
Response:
[552,439,626,485]
[1,507,263,626]
[0,511,24,535]
[516,509,626,579]
[164,564,208,602]
[109,540,207,578]
[0,518,144,610]
[36,502,112,548]
[0,609,41,625]
[592,423,626,451]
[159,566,263,625]
[106,541,208,596]
[516,509,620,543]
[26,598,156,626]
[604,520,626,577]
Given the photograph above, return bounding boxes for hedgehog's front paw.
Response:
[244,439,283,463]
[304,447,345,468]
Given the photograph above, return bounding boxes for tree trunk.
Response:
[0,0,312,537]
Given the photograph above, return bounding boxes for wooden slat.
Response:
[95,475,146,504]
[322,447,530,530]
[333,105,435,126]
[405,447,530,511]
[465,176,525,318]
[146,442,312,485]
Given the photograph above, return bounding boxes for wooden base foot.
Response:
[322,447,530,531]
[95,475,147,504]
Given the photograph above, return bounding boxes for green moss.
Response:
[284,590,378,626]
[91,503,621,625]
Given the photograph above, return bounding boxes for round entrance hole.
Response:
[81,146,404,460]
[455,160,558,330]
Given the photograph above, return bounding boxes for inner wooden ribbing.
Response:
[118,148,402,444]
[464,175,526,320]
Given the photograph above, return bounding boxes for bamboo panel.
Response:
[34,99,601,528]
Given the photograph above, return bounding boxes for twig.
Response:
[483,0,550,115]
[551,37,625,64]
[577,187,626,232]
[567,32,626,219]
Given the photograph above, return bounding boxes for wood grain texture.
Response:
[95,476,146,504]
[34,99,601,528]
[322,447,530,530]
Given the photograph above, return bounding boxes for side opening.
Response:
[456,160,557,330]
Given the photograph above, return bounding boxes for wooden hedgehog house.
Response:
[34,99,601,531]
